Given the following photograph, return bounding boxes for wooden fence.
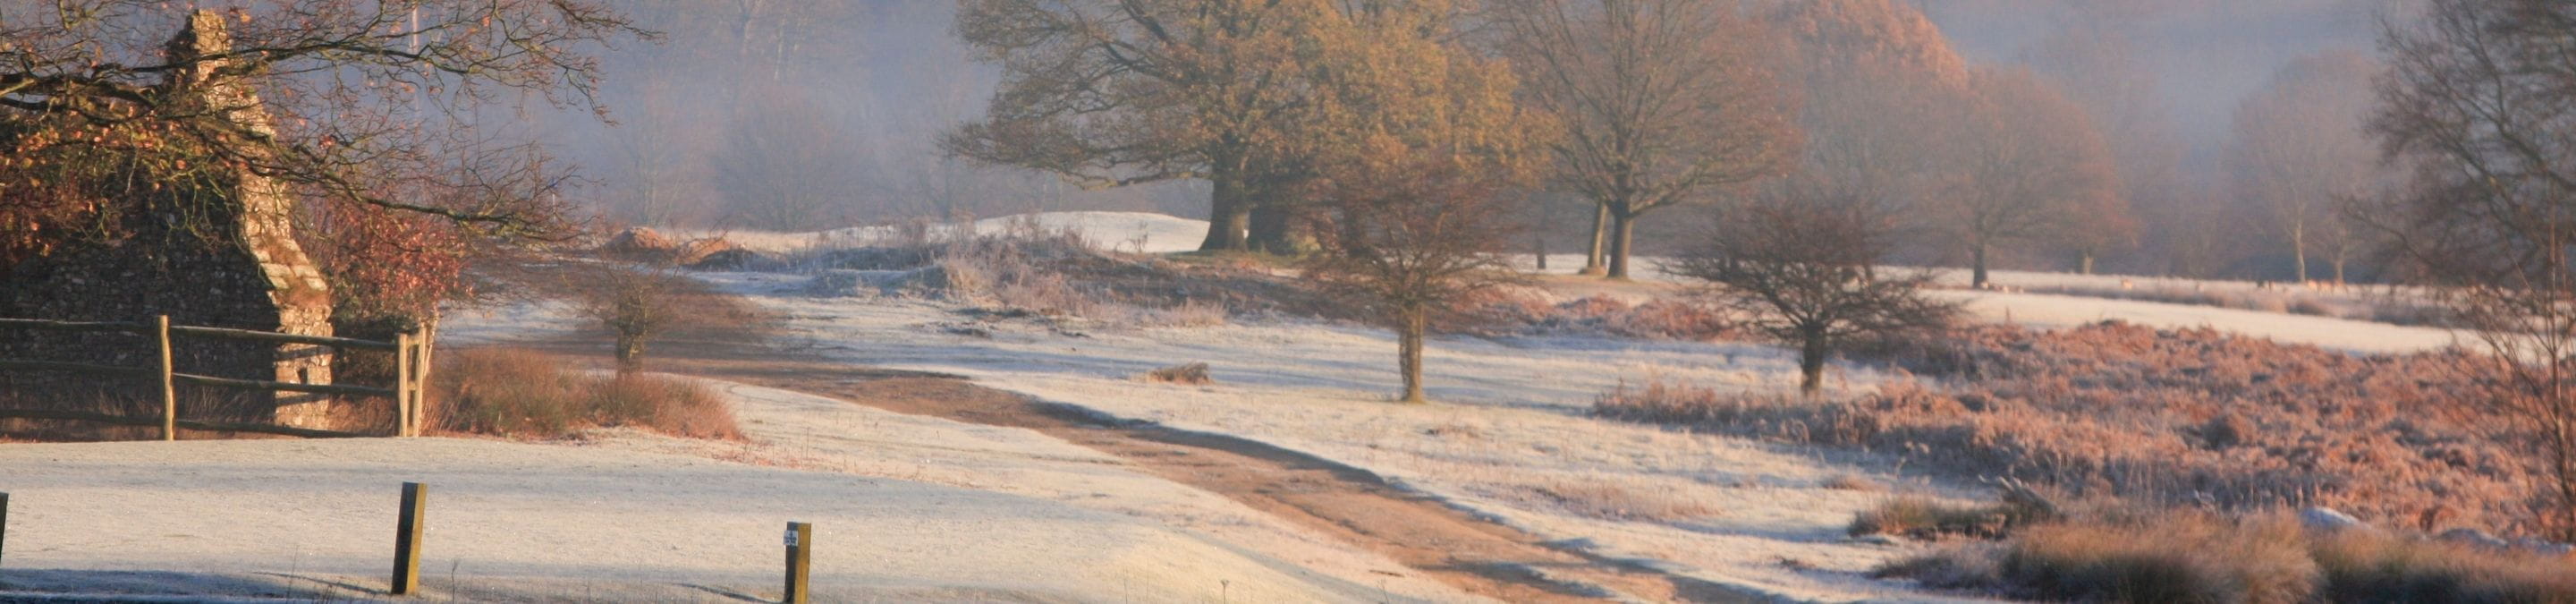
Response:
[0,316,431,439]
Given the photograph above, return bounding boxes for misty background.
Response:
[525,0,2396,281]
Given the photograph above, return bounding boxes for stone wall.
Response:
[0,11,337,428]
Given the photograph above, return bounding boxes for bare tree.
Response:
[1492,0,1801,279]
[710,87,868,230]
[2370,0,2576,538]
[604,74,713,227]
[1943,67,2121,288]
[2020,26,2157,275]
[580,269,685,372]
[1671,189,1953,396]
[0,1,645,239]
[2229,50,2382,285]
[1768,0,1973,257]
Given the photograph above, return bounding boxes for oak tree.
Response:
[1942,67,2119,288]
[1491,0,1799,279]
[1301,0,1546,403]
[943,0,1326,252]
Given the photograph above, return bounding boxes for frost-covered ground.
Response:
[698,210,2467,353]
[0,375,1463,603]
[674,211,1210,255]
[568,271,1975,602]
[411,210,2481,601]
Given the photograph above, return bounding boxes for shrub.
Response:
[1885,512,2576,604]
[1993,514,2318,604]
[429,348,744,441]
[1851,497,2038,540]
[428,348,589,438]
[588,373,744,441]
[1143,362,1215,385]
[2309,530,2576,602]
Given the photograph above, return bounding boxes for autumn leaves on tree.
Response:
[0,1,645,331]
[940,0,2136,401]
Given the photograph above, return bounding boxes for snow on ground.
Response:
[0,377,1469,603]
[674,211,1210,255]
[638,271,1980,601]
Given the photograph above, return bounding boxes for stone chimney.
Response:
[167,10,340,429]
[0,11,341,430]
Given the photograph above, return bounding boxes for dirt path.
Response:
[530,331,1761,603]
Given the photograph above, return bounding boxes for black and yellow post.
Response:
[784,521,811,604]
[392,482,426,595]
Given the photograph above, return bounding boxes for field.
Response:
[6,211,2539,602]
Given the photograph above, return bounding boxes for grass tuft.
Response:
[428,348,744,441]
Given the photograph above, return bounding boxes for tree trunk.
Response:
[614,332,645,373]
[1198,176,1251,251]
[1249,202,1293,254]
[1606,211,1638,279]
[1971,242,1991,289]
[1398,306,1428,404]
[1534,231,1548,271]
[2334,255,2348,285]
[2291,222,2308,284]
[1799,333,1827,396]
[2080,251,2096,276]
[1580,203,1609,276]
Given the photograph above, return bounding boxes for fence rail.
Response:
[0,316,430,439]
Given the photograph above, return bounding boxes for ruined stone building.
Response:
[0,12,337,428]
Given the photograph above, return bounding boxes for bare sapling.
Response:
[1671,191,1953,396]
[577,268,687,373]
[1308,160,1524,404]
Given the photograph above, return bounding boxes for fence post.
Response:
[156,315,175,441]
[2,491,11,570]
[412,327,432,436]
[393,331,412,438]
[784,522,811,604]
[392,482,426,595]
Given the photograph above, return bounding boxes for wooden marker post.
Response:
[784,522,811,604]
[156,315,175,441]
[393,331,412,438]
[392,482,426,595]
[2,491,11,569]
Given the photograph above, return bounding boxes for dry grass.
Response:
[1461,293,1740,340]
[1598,320,2546,538]
[0,387,328,440]
[2309,526,2576,602]
[1849,497,2035,539]
[1526,478,1721,523]
[428,348,743,441]
[1141,362,1215,385]
[786,224,1278,328]
[588,372,745,440]
[1882,511,2576,603]
[2018,282,2454,328]
[1822,474,1882,490]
